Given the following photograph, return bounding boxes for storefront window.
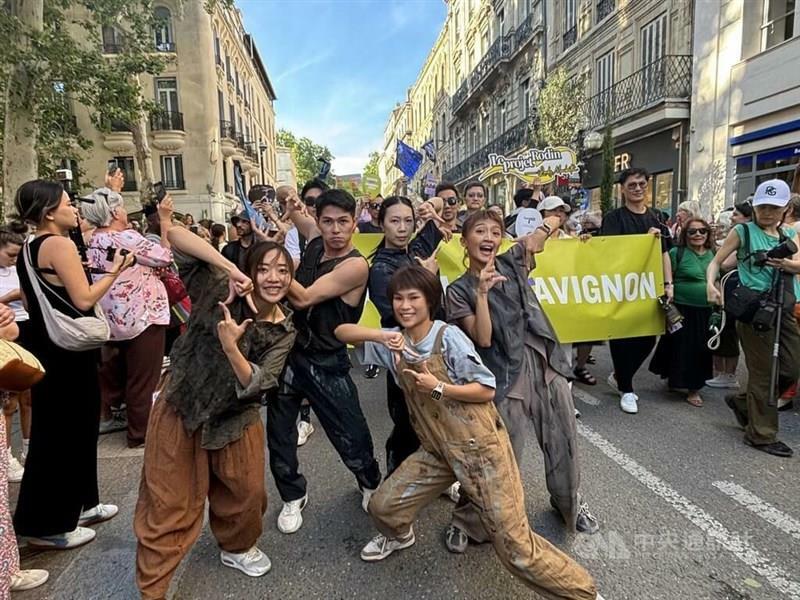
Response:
[652,171,673,215]
[734,143,800,202]
[735,156,753,173]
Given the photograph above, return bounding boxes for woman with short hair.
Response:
[84,188,174,448]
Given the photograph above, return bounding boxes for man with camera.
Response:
[707,179,800,458]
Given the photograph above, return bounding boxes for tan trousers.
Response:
[134,400,267,600]
[369,441,597,600]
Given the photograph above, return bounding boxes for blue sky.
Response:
[240,0,447,175]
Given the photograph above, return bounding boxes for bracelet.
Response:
[538,223,552,235]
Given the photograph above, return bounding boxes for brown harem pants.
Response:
[369,441,597,600]
[134,400,267,600]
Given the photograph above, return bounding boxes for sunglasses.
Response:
[303,197,317,207]
[687,228,708,235]
[369,202,382,209]
[441,197,459,206]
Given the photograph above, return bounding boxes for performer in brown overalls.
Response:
[336,266,602,600]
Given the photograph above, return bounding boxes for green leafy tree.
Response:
[362,151,380,194]
[535,67,585,147]
[600,125,615,215]
[277,128,335,185]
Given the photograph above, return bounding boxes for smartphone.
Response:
[153,181,167,203]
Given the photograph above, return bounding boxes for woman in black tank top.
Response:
[12,180,133,549]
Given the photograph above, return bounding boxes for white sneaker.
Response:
[277,495,307,534]
[442,481,461,503]
[10,569,49,591]
[220,546,272,577]
[78,503,119,526]
[360,528,416,562]
[361,487,377,513]
[297,421,314,446]
[27,526,96,550]
[620,393,639,414]
[8,448,24,483]
[705,374,740,389]
[607,372,620,395]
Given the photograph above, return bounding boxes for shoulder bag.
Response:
[22,241,110,351]
[0,339,45,391]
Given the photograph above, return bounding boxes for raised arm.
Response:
[288,256,368,310]
[46,236,134,311]
[168,225,236,275]
[285,192,320,242]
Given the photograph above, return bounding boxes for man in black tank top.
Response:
[267,189,381,535]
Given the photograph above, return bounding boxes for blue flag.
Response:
[422,139,436,163]
[233,163,269,232]
[395,140,423,179]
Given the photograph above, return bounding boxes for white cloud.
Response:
[333,156,369,175]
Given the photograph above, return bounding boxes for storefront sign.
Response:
[614,152,632,172]
[478,146,580,185]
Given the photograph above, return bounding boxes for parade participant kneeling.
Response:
[134,227,296,599]
[445,210,598,555]
[335,266,601,600]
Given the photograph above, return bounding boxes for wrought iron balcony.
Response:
[563,26,577,50]
[102,43,124,54]
[514,13,537,49]
[150,111,184,131]
[443,120,528,184]
[452,80,469,113]
[219,120,237,140]
[596,0,615,22]
[585,55,692,130]
[469,33,514,91]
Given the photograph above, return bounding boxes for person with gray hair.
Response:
[85,188,175,448]
[670,200,702,240]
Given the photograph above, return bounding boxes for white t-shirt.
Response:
[0,265,28,321]
[284,226,301,260]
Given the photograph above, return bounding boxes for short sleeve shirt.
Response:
[355,320,495,389]
[600,206,670,253]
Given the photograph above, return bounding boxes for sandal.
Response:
[573,367,597,386]
[686,394,704,407]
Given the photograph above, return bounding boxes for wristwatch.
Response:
[431,381,445,401]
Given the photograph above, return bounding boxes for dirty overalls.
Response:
[368,326,597,600]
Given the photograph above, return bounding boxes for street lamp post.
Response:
[259,142,267,184]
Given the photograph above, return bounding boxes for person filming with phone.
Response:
[83,187,174,448]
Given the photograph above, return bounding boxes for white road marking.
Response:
[577,422,800,600]
[713,481,800,541]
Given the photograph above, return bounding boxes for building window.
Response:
[641,14,666,67]
[653,172,673,213]
[155,78,179,113]
[595,51,615,116]
[214,31,222,66]
[497,8,505,38]
[519,78,530,122]
[154,7,175,52]
[161,155,185,190]
[762,0,796,50]
[564,0,578,49]
[101,25,123,53]
[497,100,506,134]
[109,157,137,192]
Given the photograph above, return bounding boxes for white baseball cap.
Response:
[752,179,791,207]
[538,195,571,212]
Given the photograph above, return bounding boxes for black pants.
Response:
[267,350,381,501]
[385,375,419,476]
[608,336,656,394]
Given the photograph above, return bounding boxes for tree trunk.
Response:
[2,0,43,219]
[129,79,155,204]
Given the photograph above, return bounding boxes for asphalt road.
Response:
[9,348,800,600]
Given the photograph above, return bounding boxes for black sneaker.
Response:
[364,365,380,379]
[778,398,794,412]
[725,395,748,428]
[744,438,793,458]
[444,524,468,554]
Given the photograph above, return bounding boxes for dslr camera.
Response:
[753,239,798,267]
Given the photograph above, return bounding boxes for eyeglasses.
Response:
[626,182,648,189]
[443,197,459,206]
[303,196,317,207]
[687,228,708,235]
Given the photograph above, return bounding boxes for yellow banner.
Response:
[351,233,665,343]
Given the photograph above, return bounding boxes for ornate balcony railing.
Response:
[563,26,577,50]
[443,120,528,184]
[451,13,540,115]
[585,55,692,130]
[596,0,615,22]
[150,111,184,131]
[102,43,124,54]
[219,120,237,140]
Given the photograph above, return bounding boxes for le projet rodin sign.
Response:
[479,146,580,185]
